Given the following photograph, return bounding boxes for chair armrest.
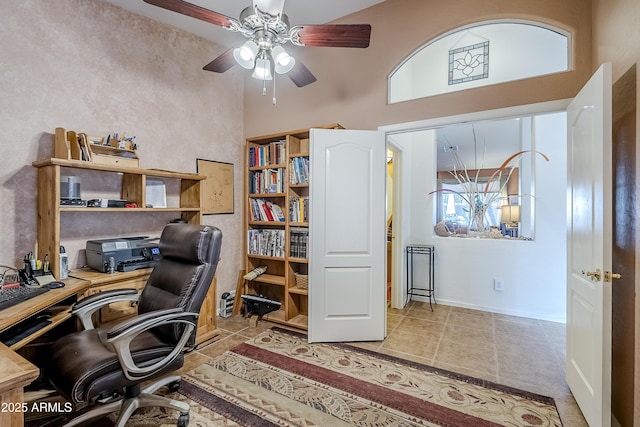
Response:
[72,289,139,330]
[106,307,193,339]
[105,308,199,381]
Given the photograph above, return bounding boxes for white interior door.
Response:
[308,128,386,343]
[566,63,612,427]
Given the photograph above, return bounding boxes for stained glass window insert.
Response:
[449,41,489,85]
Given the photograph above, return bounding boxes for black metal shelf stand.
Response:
[405,244,436,310]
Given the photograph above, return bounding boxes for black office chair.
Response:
[46,223,222,427]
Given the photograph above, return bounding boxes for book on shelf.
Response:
[249,140,286,167]
[289,156,310,185]
[289,196,309,223]
[250,198,285,222]
[249,168,285,194]
[248,229,285,258]
[289,227,309,259]
[270,202,286,221]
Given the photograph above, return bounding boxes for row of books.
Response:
[250,198,285,222]
[247,228,309,259]
[290,228,309,259]
[289,197,309,223]
[249,140,286,167]
[247,229,285,258]
[290,157,309,184]
[249,169,286,194]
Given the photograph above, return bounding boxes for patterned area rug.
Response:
[102,327,562,426]
[126,327,561,427]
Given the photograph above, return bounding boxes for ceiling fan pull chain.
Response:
[272,74,277,105]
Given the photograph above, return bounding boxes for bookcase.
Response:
[244,124,342,330]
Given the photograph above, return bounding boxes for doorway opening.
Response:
[381,99,569,321]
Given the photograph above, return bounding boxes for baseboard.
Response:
[409,296,566,324]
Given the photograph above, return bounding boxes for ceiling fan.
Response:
[143,0,372,100]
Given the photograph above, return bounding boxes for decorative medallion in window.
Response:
[449,36,489,85]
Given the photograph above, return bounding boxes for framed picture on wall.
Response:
[197,159,234,214]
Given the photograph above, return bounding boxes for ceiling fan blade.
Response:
[288,60,317,87]
[291,24,371,48]
[143,0,238,29]
[203,48,236,73]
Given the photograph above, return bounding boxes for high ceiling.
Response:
[103,1,525,156]
[102,0,386,47]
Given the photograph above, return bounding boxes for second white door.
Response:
[308,128,386,343]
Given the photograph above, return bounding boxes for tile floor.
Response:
[185,301,588,426]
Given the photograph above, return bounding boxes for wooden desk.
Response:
[0,273,137,425]
[0,342,39,427]
[0,278,89,427]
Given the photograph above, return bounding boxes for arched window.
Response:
[388,20,570,103]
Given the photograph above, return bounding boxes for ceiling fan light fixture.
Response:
[252,54,273,80]
[271,45,295,74]
[145,0,372,94]
[233,40,259,69]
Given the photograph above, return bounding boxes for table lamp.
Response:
[501,205,521,235]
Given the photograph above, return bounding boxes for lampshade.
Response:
[233,40,259,69]
[501,205,521,223]
[252,54,273,80]
[271,45,295,74]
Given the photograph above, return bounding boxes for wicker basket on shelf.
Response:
[294,272,308,289]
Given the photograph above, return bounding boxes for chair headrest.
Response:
[159,224,218,264]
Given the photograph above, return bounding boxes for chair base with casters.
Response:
[45,224,223,427]
[64,376,188,427]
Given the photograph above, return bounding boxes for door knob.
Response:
[581,269,601,281]
[604,271,622,282]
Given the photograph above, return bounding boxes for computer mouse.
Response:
[47,281,65,289]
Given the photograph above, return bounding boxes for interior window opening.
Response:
[388,20,571,103]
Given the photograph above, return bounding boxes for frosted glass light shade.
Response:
[233,40,259,69]
[252,55,273,80]
[271,45,295,74]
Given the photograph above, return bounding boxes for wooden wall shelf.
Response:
[32,151,217,346]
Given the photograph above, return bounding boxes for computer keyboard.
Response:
[0,285,49,310]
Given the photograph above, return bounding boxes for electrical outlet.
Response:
[494,278,504,292]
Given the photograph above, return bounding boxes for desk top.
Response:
[69,267,152,285]
[0,269,153,333]
[0,277,90,333]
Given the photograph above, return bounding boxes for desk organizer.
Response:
[54,127,140,168]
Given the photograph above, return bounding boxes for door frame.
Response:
[379,98,571,309]
[386,137,408,309]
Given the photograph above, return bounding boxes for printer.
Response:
[86,236,161,273]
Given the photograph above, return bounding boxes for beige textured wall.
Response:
[593,0,640,79]
[592,0,640,424]
[0,0,244,295]
[243,0,593,137]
